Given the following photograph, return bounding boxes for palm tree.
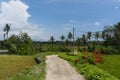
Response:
[60,35,65,43]
[67,32,72,44]
[94,32,100,45]
[4,24,11,39]
[87,32,92,45]
[82,34,87,46]
[50,36,55,51]
[50,36,55,44]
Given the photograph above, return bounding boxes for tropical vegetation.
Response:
[0,21,120,80]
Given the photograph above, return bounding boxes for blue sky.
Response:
[0,0,120,41]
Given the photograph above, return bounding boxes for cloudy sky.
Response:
[0,0,120,41]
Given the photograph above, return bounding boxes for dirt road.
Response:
[46,55,85,80]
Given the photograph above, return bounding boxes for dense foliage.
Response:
[1,31,36,55]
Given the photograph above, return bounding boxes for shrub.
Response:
[76,50,104,65]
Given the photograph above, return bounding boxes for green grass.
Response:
[8,62,45,80]
[0,55,36,80]
[96,55,120,79]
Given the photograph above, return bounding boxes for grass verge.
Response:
[58,53,119,80]
[96,55,120,79]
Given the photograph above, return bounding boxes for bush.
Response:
[75,50,104,65]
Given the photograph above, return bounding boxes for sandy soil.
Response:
[46,55,86,80]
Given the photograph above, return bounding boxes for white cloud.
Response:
[0,0,49,41]
[0,0,30,24]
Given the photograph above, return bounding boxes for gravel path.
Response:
[46,55,85,80]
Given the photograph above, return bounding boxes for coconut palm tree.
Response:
[60,35,65,43]
[87,32,92,41]
[94,32,100,45]
[50,36,55,51]
[50,36,55,45]
[87,32,92,45]
[67,32,72,44]
[82,34,87,46]
[4,24,11,39]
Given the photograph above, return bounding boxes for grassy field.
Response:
[0,55,36,80]
[96,55,120,79]
[7,52,58,80]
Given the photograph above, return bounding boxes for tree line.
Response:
[49,22,120,54]
[0,22,120,55]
